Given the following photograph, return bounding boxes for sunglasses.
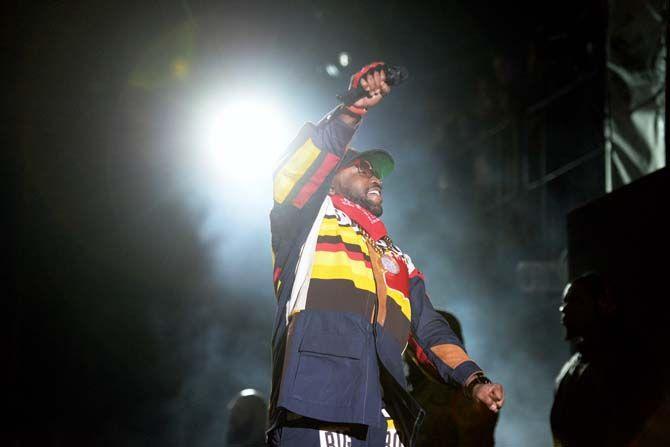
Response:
[353,159,378,179]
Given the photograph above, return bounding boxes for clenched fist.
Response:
[349,62,391,110]
[473,382,505,413]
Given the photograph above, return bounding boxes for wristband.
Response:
[346,104,367,116]
[335,105,365,122]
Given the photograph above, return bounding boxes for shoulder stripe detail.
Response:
[273,138,321,204]
[292,152,340,208]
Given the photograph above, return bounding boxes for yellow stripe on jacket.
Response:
[273,138,321,204]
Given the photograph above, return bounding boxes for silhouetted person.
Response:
[551,272,656,446]
[226,389,267,447]
[406,311,498,446]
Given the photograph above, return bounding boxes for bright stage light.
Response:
[198,98,292,193]
[187,94,299,287]
[339,52,349,67]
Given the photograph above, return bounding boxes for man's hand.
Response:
[349,62,391,110]
[336,62,392,126]
[472,382,505,413]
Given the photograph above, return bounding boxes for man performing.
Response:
[268,62,504,447]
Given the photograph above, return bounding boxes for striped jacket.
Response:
[269,111,483,445]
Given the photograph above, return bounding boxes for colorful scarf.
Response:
[329,193,387,241]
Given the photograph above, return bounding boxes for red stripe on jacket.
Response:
[408,336,441,380]
[292,153,340,208]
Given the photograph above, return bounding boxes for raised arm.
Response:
[272,62,391,211]
[270,62,393,295]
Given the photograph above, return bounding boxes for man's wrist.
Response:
[334,105,363,126]
[346,104,368,116]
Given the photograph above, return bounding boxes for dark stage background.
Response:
[13,1,621,445]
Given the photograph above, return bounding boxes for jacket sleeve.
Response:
[406,261,484,386]
[270,110,357,292]
[272,111,356,211]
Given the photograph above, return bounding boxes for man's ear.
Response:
[329,173,339,195]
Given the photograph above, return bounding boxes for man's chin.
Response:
[369,205,383,217]
[365,199,383,217]
[345,194,383,217]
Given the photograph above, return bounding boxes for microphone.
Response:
[336,65,409,106]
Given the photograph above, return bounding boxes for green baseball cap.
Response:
[340,148,395,180]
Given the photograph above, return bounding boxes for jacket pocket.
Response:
[292,333,364,407]
[299,333,363,359]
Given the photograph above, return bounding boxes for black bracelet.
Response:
[465,374,492,399]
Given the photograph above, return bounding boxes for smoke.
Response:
[173,81,575,445]
[15,3,585,446]
[345,100,570,445]
[173,96,573,446]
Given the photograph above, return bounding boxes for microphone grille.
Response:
[386,65,409,86]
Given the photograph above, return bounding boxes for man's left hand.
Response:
[472,382,505,413]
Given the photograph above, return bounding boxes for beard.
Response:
[332,174,384,217]
[347,193,383,217]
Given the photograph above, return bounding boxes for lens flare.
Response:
[197,98,292,196]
